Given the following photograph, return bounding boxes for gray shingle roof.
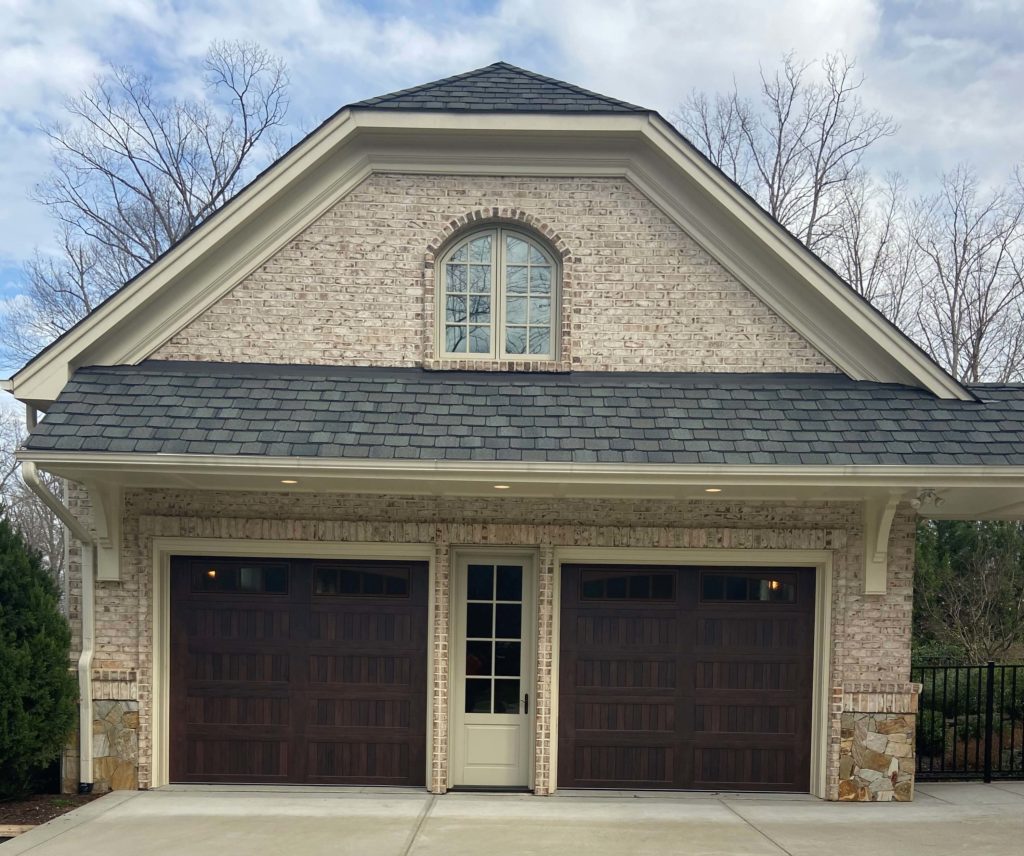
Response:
[351,61,648,114]
[22,362,1024,466]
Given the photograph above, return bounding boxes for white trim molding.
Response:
[863,495,903,595]
[21,451,1024,520]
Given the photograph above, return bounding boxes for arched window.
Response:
[439,227,558,360]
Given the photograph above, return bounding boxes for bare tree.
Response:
[0,409,65,602]
[825,171,920,331]
[675,52,897,252]
[0,40,289,365]
[912,165,1024,383]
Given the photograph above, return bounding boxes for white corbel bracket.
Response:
[863,494,902,595]
[84,481,122,581]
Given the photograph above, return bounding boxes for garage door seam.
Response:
[719,800,794,856]
[399,795,435,856]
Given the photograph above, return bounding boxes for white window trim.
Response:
[437,226,560,361]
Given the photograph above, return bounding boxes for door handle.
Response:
[524,693,529,714]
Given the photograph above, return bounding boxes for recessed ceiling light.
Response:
[493,484,511,490]
[281,479,299,485]
[704,488,722,493]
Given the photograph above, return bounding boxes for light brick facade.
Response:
[54,167,926,802]
[63,487,916,799]
[152,173,837,374]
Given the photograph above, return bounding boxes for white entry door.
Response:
[451,555,535,788]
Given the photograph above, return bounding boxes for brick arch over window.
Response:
[423,208,574,371]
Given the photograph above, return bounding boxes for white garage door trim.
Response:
[150,537,436,790]
[551,547,833,799]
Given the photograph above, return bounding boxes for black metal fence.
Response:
[913,662,1024,781]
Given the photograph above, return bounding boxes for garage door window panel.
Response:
[191,561,289,594]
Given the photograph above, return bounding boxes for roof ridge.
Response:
[351,60,647,113]
[353,62,505,107]
[484,61,646,112]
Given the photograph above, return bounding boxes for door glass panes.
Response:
[464,562,524,715]
[445,235,493,354]
[504,235,553,356]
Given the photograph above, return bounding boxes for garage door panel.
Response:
[183,605,291,642]
[693,747,794,788]
[694,660,804,691]
[570,613,679,648]
[573,658,679,690]
[695,616,806,649]
[694,703,798,735]
[309,609,419,645]
[187,651,291,683]
[559,564,814,792]
[185,694,291,728]
[572,700,676,732]
[308,653,414,685]
[570,744,678,787]
[307,697,412,729]
[306,740,413,784]
[170,556,428,786]
[184,739,292,780]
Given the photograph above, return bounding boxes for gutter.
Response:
[18,449,1024,488]
[21,461,95,794]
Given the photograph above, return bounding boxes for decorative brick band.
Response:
[422,207,574,371]
[842,683,921,715]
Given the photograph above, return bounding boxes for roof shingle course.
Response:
[22,361,1024,466]
[351,62,647,114]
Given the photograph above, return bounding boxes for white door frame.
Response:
[550,547,834,799]
[149,537,436,789]
[448,547,539,789]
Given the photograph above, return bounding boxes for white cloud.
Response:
[498,0,883,112]
[0,0,1020,290]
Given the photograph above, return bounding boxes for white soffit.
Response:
[18,452,1024,520]
[7,110,969,404]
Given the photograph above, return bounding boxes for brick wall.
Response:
[151,174,837,374]
[62,486,915,799]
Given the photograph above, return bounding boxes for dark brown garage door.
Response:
[169,556,428,785]
[559,565,815,791]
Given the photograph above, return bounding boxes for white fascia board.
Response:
[7,108,360,403]
[640,117,969,400]
[17,450,1024,488]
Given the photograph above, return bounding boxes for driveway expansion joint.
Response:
[719,799,795,856]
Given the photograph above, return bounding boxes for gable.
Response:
[5,95,969,403]
[150,173,838,374]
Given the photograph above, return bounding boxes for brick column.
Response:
[533,544,556,794]
[429,530,451,793]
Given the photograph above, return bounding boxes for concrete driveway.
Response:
[3,782,1023,856]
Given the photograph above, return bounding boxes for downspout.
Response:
[22,461,95,793]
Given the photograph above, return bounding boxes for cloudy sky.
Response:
[1,0,1022,379]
